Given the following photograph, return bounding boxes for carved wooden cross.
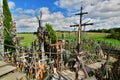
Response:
[50,37,62,70]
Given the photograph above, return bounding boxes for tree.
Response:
[45,23,56,43]
[3,0,14,51]
[44,23,56,52]
[108,29,120,40]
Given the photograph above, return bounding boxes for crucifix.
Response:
[50,37,62,70]
[70,7,93,53]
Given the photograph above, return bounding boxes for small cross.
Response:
[50,37,62,70]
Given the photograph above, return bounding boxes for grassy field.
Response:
[17,33,37,47]
[18,32,120,49]
[85,32,120,47]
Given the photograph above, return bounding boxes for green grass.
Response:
[17,33,37,47]
[57,32,77,40]
[85,32,107,38]
[18,32,120,49]
[84,32,120,48]
[57,32,120,49]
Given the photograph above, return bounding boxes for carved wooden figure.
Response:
[36,60,45,80]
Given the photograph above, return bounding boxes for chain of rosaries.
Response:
[10,20,19,54]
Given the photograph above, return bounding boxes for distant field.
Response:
[18,32,120,49]
[17,33,37,47]
[58,32,120,49]
[57,32,77,40]
[85,32,120,46]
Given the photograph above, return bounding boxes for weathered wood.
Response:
[83,76,97,80]
[62,70,85,80]
[0,72,26,80]
[58,71,72,80]
[0,61,8,68]
[85,62,104,73]
[0,65,16,76]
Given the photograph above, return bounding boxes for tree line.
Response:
[87,28,120,33]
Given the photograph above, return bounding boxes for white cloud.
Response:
[13,8,37,32]
[54,0,120,30]
[54,0,82,10]
[15,8,35,15]
[14,7,78,32]
[16,16,38,32]
[16,8,23,12]
[13,0,120,32]
[24,9,35,14]
[8,1,15,9]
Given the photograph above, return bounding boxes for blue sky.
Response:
[9,0,67,14]
[8,0,120,32]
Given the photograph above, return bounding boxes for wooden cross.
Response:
[70,7,93,79]
[50,37,62,70]
[70,7,93,53]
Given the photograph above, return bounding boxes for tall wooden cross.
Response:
[70,6,93,79]
[70,6,93,53]
[50,37,62,70]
